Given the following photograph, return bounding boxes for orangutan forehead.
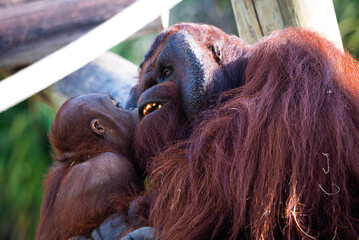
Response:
[142,43,164,73]
[140,30,181,74]
[139,27,183,71]
[140,24,226,72]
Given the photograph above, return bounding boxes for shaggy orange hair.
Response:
[147,28,359,239]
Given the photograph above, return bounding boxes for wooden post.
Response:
[0,0,164,70]
[231,0,343,49]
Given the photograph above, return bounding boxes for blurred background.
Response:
[0,0,358,239]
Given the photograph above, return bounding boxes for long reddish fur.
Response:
[146,28,359,239]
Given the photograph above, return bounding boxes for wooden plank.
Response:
[0,0,164,70]
[0,18,163,71]
[231,0,343,49]
[0,0,133,48]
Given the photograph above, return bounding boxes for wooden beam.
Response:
[0,0,164,70]
[231,0,343,49]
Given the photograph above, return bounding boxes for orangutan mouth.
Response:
[141,102,164,116]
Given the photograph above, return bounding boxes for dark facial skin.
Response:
[128,23,246,123]
[36,94,141,240]
[135,30,220,121]
[126,23,247,176]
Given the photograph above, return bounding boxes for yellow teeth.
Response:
[143,102,163,116]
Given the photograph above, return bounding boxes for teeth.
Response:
[142,103,163,116]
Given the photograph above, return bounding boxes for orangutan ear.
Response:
[209,44,222,64]
[90,119,105,135]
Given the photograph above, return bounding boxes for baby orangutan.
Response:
[36,94,141,240]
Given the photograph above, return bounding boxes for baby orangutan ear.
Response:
[91,119,105,135]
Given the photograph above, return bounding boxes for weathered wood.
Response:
[251,0,284,36]
[0,0,164,70]
[0,0,27,7]
[231,0,343,49]
[0,0,181,112]
[230,0,263,44]
[38,52,138,110]
[0,0,133,48]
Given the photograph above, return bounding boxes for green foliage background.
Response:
[0,0,358,239]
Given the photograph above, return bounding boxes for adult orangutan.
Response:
[126,23,359,239]
[36,94,142,240]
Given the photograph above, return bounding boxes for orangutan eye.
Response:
[162,67,173,78]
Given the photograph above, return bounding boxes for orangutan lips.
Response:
[142,102,163,116]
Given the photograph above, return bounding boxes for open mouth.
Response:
[139,101,166,117]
